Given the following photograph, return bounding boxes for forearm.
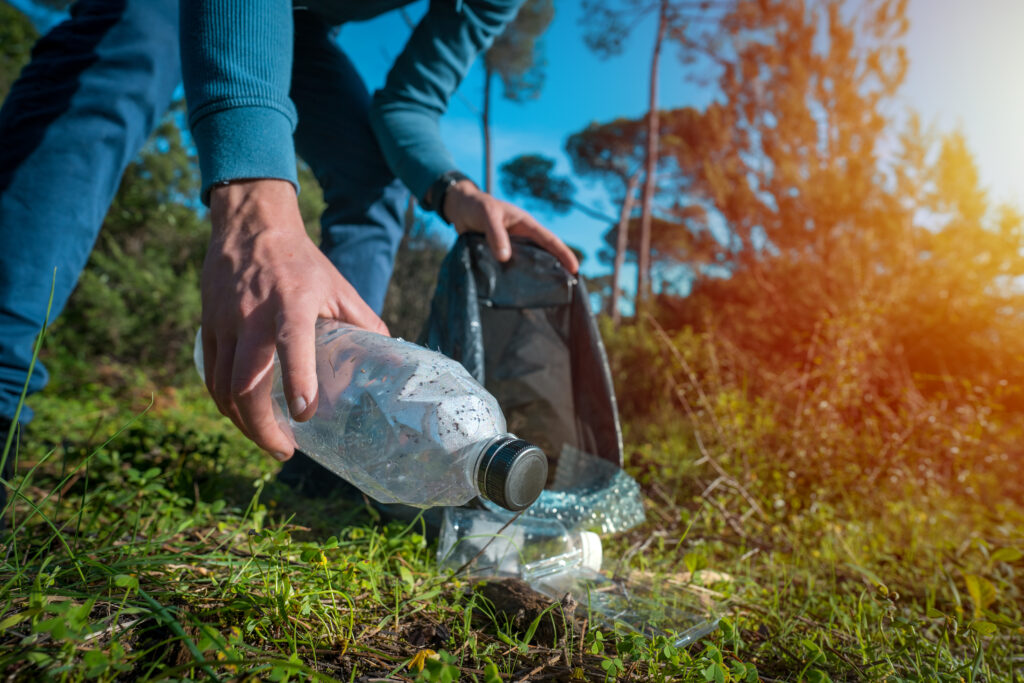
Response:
[369,0,524,201]
[369,105,456,203]
[180,0,298,203]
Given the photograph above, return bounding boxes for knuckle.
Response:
[275,311,313,345]
[230,375,257,398]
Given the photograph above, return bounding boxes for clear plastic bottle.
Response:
[194,319,548,511]
[436,506,602,580]
[530,568,721,647]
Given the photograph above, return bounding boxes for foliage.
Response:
[3,331,1022,680]
[565,116,646,190]
[381,216,450,343]
[663,0,909,266]
[0,1,37,98]
[4,0,1024,679]
[498,154,576,215]
[484,0,554,103]
[652,0,1024,431]
[578,0,709,58]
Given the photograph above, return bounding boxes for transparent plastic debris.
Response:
[481,444,646,534]
[531,568,721,648]
[193,319,547,511]
[438,506,719,647]
[437,506,602,581]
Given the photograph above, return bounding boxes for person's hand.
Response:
[202,179,388,461]
[443,180,580,274]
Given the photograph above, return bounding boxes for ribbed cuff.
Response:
[192,106,298,205]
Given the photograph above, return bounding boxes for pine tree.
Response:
[482,0,555,192]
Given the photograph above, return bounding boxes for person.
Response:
[0,0,578,516]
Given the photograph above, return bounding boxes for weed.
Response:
[0,318,1021,680]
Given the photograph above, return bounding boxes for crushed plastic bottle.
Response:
[437,506,602,581]
[481,445,646,534]
[194,319,548,511]
[531,568,721,648]
[439,506,719,648]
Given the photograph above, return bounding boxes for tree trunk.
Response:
[482,63,494,193]
[610,172,641,325]
[637,0,667,313]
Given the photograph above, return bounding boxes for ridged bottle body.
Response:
[196,320,509,507]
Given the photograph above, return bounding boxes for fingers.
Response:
[232,331,295,460]
[200,326,217,395]
[463,191,578,273]
[344,300,390,337]
[508,211,581,274]
[211,333,249,438]
[275,307,319,423]
[483,204,513,262]
[330,272,391,337]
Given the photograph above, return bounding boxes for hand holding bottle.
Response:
[201,179,388,461]
[196,319,548,511]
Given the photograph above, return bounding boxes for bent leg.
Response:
[0,0,181,422]
[280,12,411,506]
[290,11,408,316]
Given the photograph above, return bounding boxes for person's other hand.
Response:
[202,179,388,461]
[444,180,580,274]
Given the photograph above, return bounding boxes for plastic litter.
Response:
[531,567,721,648]
[481,444,646,535]
[194,319,548,511]
[437,506,602,581]
[438,505,719,647]
[423,235,717,646]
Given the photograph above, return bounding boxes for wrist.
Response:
[424,171,474,224]
[209,179,301,239]
[442,180,479,225]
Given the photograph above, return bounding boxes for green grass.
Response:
[1,366,1022,682]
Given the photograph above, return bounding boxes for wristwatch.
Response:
[423,170,473,224]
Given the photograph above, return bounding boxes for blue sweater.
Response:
[180,0,521,203]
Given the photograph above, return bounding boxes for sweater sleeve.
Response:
[370,0,524,202]
[180,0,298,204]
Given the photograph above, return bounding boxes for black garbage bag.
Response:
[419,234,623,480]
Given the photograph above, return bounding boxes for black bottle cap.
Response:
[476,436,548,511]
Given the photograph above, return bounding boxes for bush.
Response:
[602,311,1024,511]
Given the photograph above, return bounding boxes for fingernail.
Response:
[499,248,511,260]
[290,396,308,416]
[272,451,289,462]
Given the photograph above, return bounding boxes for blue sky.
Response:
[338,1,713,280]
[13,0,1024,282]
[337,0,1024,279]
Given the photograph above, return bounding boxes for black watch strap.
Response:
[424,170,473,224]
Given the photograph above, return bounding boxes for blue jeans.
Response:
[0,1,408,423]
